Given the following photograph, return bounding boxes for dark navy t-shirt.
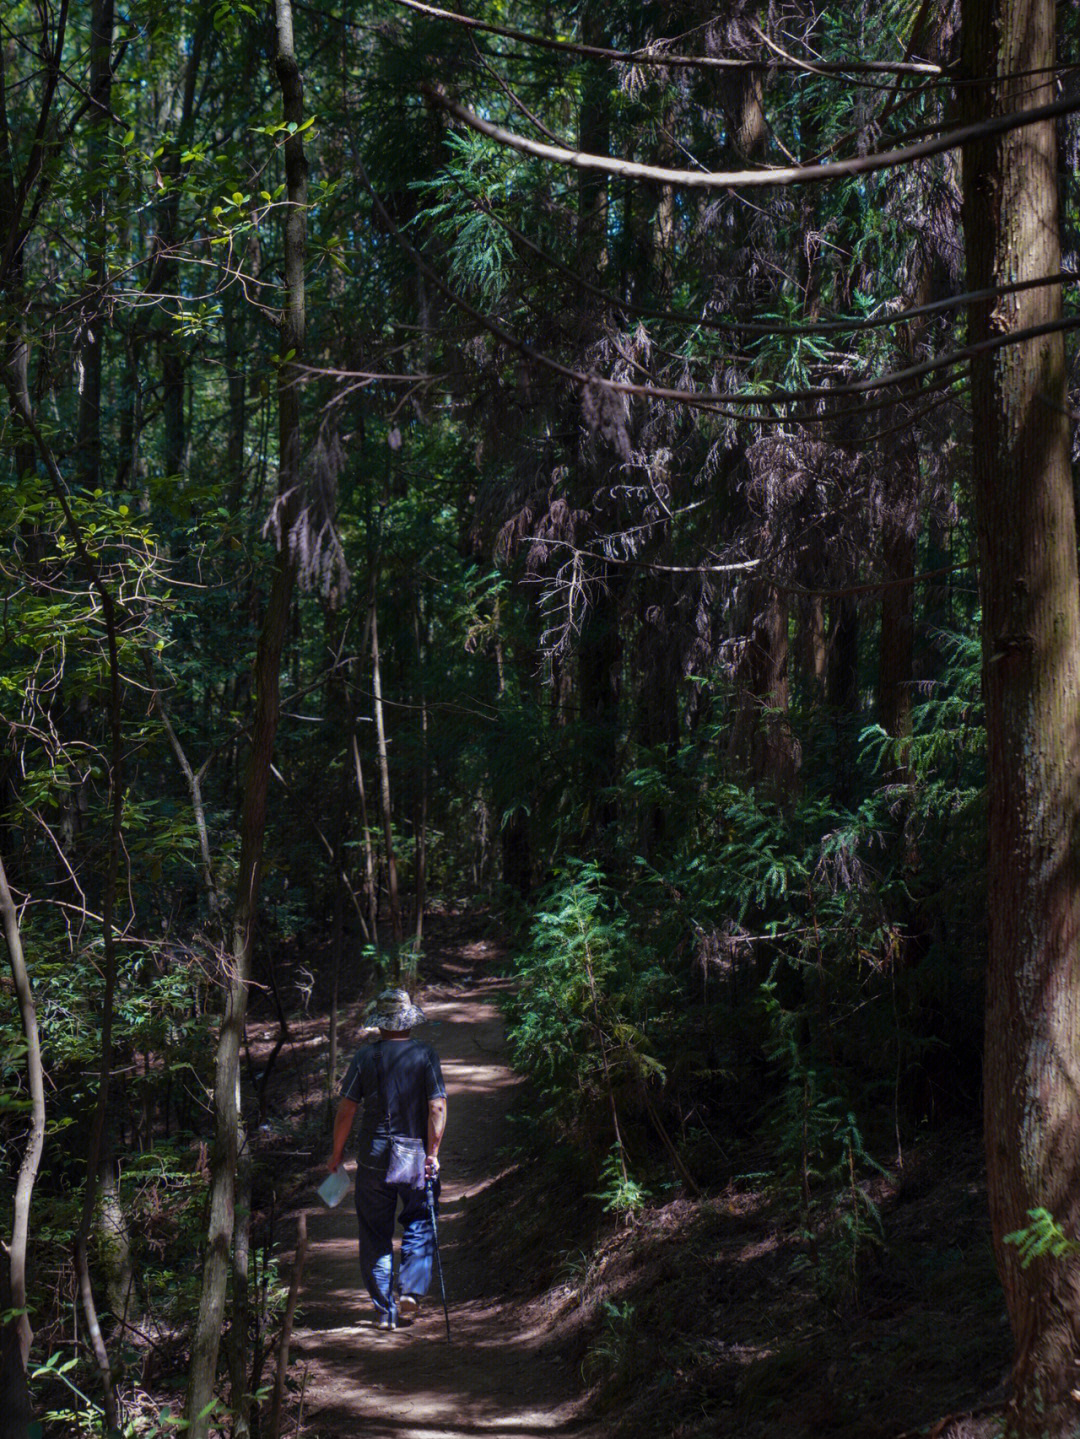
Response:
[339,1039,446,1162]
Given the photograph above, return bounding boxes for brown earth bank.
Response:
[99,911,1010,1439]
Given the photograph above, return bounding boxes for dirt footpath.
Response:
[290,971,586,1439]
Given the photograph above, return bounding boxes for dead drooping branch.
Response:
[354,154,1080,419]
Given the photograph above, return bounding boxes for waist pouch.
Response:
[375,1045,427,1190]
[386,1136,426,1188]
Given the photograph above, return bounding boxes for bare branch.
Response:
[427,85,1080,192]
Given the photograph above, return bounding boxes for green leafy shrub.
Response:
[503,861,672,1179]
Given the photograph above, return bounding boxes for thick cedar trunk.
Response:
[876,342,922,754]
[719,68,767,169]
[961,1,1080,1434]
[827,594,860,804]
[75,528,124,1433]
[573,4,617,844]
[185,5,306,1433]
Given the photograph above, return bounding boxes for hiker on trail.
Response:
[327,987,448,1331]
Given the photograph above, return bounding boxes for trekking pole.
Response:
[425,1175,451,1343]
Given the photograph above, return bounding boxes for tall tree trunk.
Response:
[877,420,920,779]
[961,2,1080,1435]
[76,0,115,490]
[877,523,917,749]
[721,24,797,793]
[370,604,403,968]
[801,594,828,701]
[634,576,680,856]
[828,595,859,714]
[578,572,622,838]
[0,38,38,494]
[185,5,307,1432]
[352,733,379,945]
[576,3,609,274]
[115,329,140,493]
[730,585,796,791]
[413,596,428,950]
[327,869,343,1116]
[224,284,248,512]
[152,14,208,482]
[877,6,956,755]
[94,1150,138,1327]
[321,599,350,1112]
[226,1118,252,1439]
[826,593,860,805]
[0,852,45,1439]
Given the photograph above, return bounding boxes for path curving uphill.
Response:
[290,966,585,1438]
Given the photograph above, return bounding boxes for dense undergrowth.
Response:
[503,631,985,1282]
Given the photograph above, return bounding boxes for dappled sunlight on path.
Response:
[289,975,585,1439]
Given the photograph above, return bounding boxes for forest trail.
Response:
[288,962,587,1439]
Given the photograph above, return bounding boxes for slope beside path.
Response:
[289,968,586,1438]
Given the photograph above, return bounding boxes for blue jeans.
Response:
[354,1163,439,1316]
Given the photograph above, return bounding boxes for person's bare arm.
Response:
[327,1098,358,1171]
[426,1096,447,1179]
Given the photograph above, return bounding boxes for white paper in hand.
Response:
[317,1169,350,1208]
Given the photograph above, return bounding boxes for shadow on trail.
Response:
[289,974,587,1439]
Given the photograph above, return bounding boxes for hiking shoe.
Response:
[376,1313,396,1331]
[397,1294,420,1321]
